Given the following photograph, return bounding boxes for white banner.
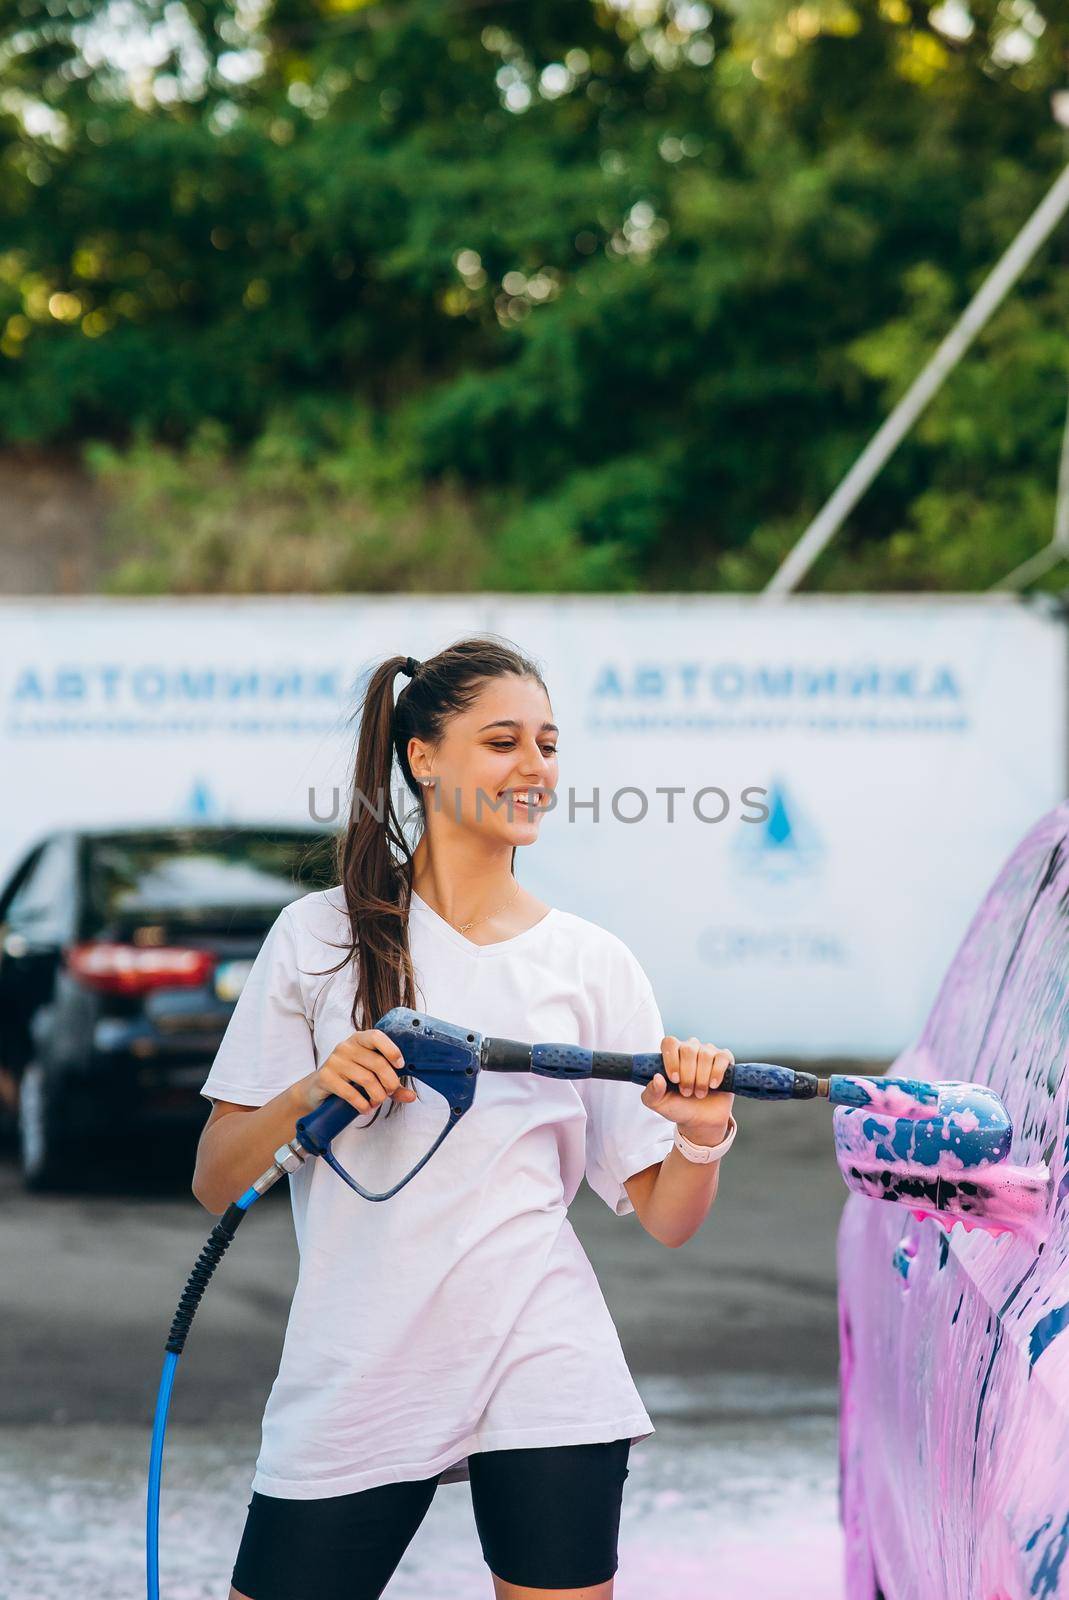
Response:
[2,595,1064,1058]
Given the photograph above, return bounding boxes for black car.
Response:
[0,823,338,1190]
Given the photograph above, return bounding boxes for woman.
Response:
[193,635,738,1600]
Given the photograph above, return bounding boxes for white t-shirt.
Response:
[199,885,675,1500]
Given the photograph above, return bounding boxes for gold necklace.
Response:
[448,880,522,934]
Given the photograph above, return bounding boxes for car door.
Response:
[0,836,77,1073]
[838,800,1069,1600]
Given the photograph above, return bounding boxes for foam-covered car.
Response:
[838,801,1069,1600]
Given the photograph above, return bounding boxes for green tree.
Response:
[1,0,1066,592]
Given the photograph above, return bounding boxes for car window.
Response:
[86,829,337,919]
[917,808,1069,1177]
[0,846,45,920]
[3,839,73,939]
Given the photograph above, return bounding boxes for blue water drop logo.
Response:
[732,778,822,884]
[181,776,218,821]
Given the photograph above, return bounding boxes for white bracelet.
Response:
[673,1114,738,1164]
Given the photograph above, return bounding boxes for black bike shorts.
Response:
[230,1436,632,1599]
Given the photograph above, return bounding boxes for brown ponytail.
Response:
[308,635,546,1115]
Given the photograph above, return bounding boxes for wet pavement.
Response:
[1,1096,849,1598]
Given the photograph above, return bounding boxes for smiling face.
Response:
[407,673,559,844]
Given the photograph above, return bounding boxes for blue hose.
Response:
[146,1353,178,1600]
[147,1184,261,1600]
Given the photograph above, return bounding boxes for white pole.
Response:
[993,374,1069,590]
[763,162,1069,598]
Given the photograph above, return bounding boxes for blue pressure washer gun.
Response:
[148,1006,1019,1598]
[289,1006,835,1199]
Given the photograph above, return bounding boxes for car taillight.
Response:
[66,942,215,995]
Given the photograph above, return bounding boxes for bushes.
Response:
[2,0,1067,592]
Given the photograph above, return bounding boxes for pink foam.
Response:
[851,1080,939,1120]
[838,802,1069,1600]
[835,1101,1051,1240]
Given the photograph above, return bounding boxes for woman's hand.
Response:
[640,1034,735,1147]
[295,1029,419,1117]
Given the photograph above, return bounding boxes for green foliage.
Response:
[87,411,491,592]
[1,0,1067,593]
